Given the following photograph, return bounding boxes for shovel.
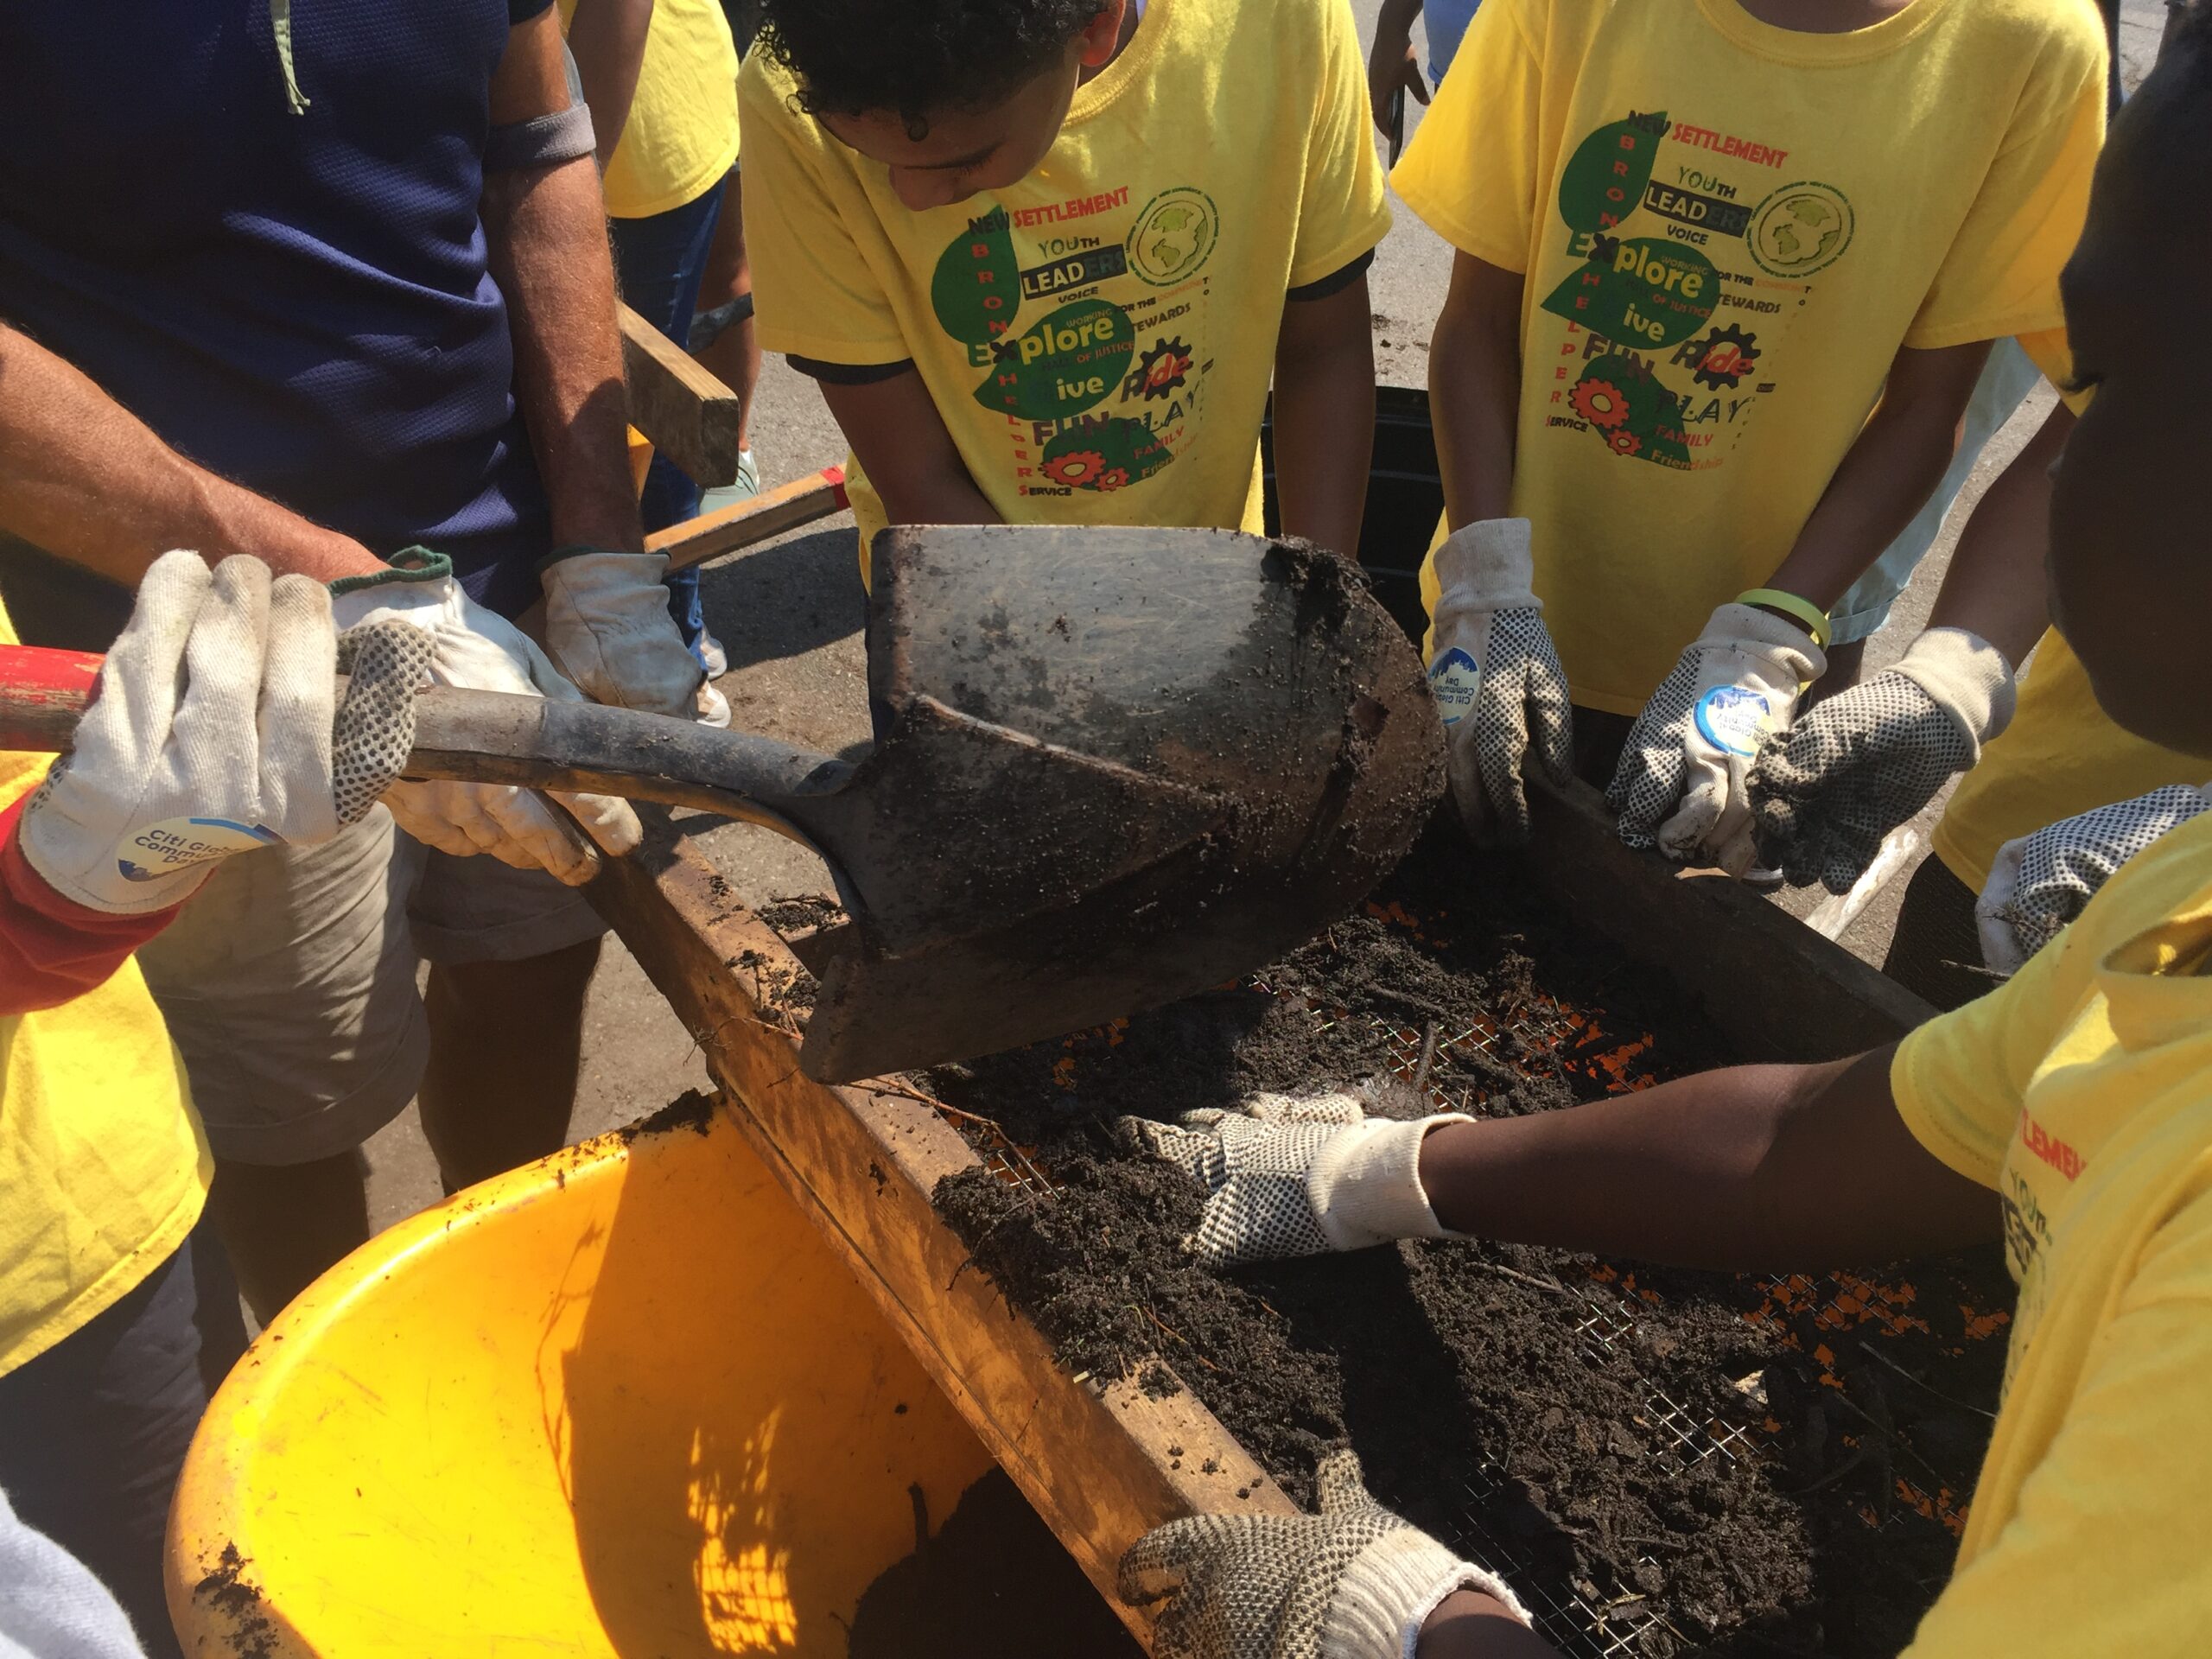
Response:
[0,525,1444,1081]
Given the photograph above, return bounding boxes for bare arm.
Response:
[564,0,654,168]
[1273,275,1376,557]
[1763,340,1993,612]
[0,324,382,586]
[482,6,644,555]
[818,369,1001,526]
[1429,252,1524,529]
[1421,1592,1562,1657]
[1923,399,2072,667]
[1416,1046,1999,1272]
[1366,0,1427,135]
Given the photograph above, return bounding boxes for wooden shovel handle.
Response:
[646,466,849,574]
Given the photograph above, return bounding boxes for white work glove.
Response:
[537,547,717,724]
[1426,518,1573,847]
[1607,603,1825,873]
[18,551,417,915]
[1122,1090,1470,1270]
[1976,783,2211,974]
[1120,1450,1529,1659]
[1751,628,2015,893]
[330,550,641,885]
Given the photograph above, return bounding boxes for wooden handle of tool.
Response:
[645,465,849,574]
[0,643,847,845]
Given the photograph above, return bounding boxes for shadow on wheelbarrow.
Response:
[163,1094,1109,1656]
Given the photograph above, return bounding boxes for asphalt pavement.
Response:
[364,0,2171,1227]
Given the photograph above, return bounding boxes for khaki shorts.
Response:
[134,807,605,1166]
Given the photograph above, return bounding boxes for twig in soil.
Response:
[1132,1304,1222,1371]
[1853,1338,1998,1421]
[1412,1021,1440,1096]
[1467,1258,1573,1297]
[1371,983,1458,1024]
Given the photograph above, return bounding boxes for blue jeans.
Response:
[608,175,729,664]
[0,1221,250,1659]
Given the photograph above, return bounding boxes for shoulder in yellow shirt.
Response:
[1934,627,2206,891]
[1891,810,2212,1655]
[1395,0,2107,713]
[740,0,1391,578]
[563,0,740,219]
[0,599,208,1376]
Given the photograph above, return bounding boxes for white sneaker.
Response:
[696,679,733,728]
[697,632,729,677]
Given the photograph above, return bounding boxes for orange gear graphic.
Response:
[1095,467,1131,492]
[1042,449,1108,487]
[1570,378,1630,429]
[1607,429,1642,456]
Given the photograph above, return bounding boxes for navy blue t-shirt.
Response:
[0,0,557,636]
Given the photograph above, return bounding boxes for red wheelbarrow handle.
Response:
[0,644,104,752]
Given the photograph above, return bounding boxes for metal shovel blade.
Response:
[795,525,1445,1082]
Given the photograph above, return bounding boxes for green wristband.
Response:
[327,546,453,597]
[1737,588,1832,649]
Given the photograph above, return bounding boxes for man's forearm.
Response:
[1273,277,1376,557]
[483,155,644,555]
[1430,254,1524,529]
[1415,1046,1999,1271]
[1924,400,2071,666]
[1764,340,1992,612]
[0,325,381,586]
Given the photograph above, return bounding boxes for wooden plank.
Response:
[645,466,849,573]
[586,815,1291,1650]
[1524,778,1936,1059]
[619,302,743,489]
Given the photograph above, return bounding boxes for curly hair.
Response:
[757,0,1105,130]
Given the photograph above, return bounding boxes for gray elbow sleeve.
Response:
[484,102,596,173]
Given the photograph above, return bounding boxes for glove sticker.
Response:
[1428,647,1479,728]
[1693,685,1772,758]
[118,817,280,882]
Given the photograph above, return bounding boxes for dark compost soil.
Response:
[923,826,2017,1658]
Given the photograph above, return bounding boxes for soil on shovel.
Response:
[925,826,2016,1658]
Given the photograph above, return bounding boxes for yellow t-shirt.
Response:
[0,601,209,1376]
[1890,808,2212,1653]
[741,0,1392,580]
[561,0,740,219]
[1394,0,2106,714]
[1934,628,2207,890]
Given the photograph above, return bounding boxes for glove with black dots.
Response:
[1977,783,2211,973]
[1119,1449,1530,1659]
[1427,518,1574,848]
[1122,1090,1470,1270]
[1750,628,2015,893]
[1607,603,1824,874]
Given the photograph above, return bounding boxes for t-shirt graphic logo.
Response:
[1747,182,1854,277]
[1534,109,1850,471]
[1127,188,1219,284]
[930,192,1209,498]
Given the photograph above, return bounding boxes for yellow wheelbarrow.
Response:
[164,1095,999,1656]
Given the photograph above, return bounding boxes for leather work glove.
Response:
[537,547,721,725]
[330,550,642,885]
[1976,783,2211,974]
[18,551,421,914]
[1750,628,2016,894]
[1120,1450,1529,1659]
[1426,518,1573,847]
[1608,603,1825,873]
[1122,1091,1470,1270]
